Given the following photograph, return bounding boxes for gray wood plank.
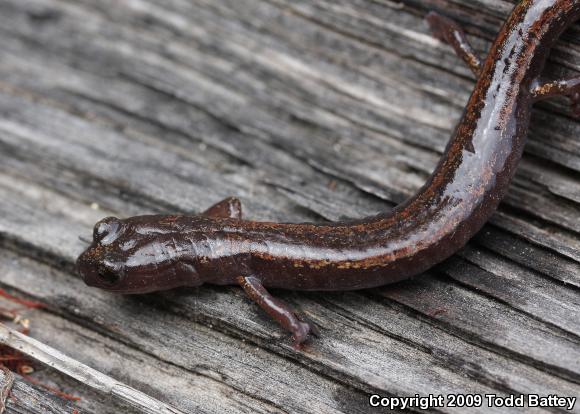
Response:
[0,0,578,412]
[0,368,79,414]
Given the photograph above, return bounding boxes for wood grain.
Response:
[0,0,578,412]
[0,365,80,414]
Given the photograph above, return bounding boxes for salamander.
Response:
[77,0,580,347]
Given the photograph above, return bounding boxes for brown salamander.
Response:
[77,0,580,347]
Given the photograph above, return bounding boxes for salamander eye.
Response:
[93,217,121,244]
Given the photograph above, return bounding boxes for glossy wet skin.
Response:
[78,215,206,293]
[78,0,580,293]
[77,0,580,345]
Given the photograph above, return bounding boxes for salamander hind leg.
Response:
[237,275,319,349]
[531,77,580,117]
[202,197,243,219]
[426,11,482,76]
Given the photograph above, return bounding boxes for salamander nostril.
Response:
[97,266,120,284]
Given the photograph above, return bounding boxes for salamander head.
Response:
[77,215,204,294]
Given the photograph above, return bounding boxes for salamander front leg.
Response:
[202,197,242,219]
[426,11,482,76]
[531,77,580,117]
[237,275,318,349]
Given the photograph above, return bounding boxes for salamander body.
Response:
[77,0,580,346]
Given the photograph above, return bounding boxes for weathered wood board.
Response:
[0,0,578,412]
[0,367,80,414]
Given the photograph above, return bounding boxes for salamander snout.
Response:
[77,216,128,288]
[95,259,127,286]
[77,248,127,289]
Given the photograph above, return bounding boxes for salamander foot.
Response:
[426,11,482,76]
[237,275,318,349]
